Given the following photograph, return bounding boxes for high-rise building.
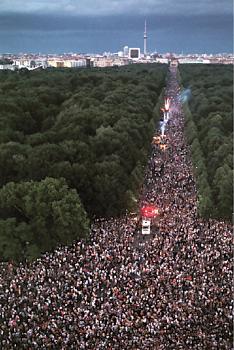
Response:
[144,20,147,56]
[123,46,129,57]
[129,48,141,59]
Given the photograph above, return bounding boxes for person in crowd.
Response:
[0,67,232,350]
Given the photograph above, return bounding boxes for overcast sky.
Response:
[0,0,232,53]
[0,0,232,16]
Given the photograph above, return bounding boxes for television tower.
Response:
[144,19,147,56]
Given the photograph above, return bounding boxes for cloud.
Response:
[0,0,232,16]
[0,13,231,33]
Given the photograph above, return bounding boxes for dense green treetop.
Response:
[0,177,89,261]
[0,64,167,260]
[180,64,233,220]
[0,64,167,217]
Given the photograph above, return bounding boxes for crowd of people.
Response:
[0,67,232,349]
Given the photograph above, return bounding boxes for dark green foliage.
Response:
[0,64,167,260]
[180,64,233,220]
[0,64,167,217]
[0,178,89,261]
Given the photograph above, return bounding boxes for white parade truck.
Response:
[141,219,151,235]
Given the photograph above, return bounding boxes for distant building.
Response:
[64,59,86,68]
[156,58,169,64]
[129,48,141,60]
[48,60,64,68]
[85,58,94,68]
[93,57,113,67]
[34,59,48,69]
[92,56,129,68]
[123,46,129,57]
[178,58,210,64]
[0,64,14,70]
[113,58,129,66]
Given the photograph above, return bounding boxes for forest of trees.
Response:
[0,64,167,260]
[179,64,233,220]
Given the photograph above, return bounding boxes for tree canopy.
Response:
[0,64,167,260]
[180,64,233,220]
[0,177,89,261]
[0,64,167,217]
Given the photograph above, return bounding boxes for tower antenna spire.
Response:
[144,19,147,56]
